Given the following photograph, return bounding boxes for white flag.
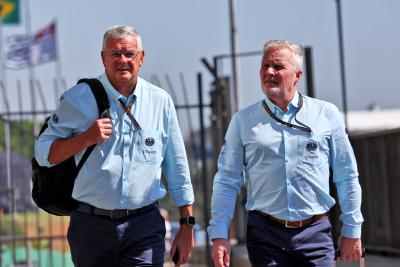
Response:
[5,35,31,69]
[5,22,57,69]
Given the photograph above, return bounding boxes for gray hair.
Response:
[102,25,143,51]
[263,40,303,71]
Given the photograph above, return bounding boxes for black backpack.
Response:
[31,78,110,216]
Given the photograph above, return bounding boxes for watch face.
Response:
[180,216,196,225]
[188,217,195,225]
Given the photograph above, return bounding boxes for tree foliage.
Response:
[0,120,37,159]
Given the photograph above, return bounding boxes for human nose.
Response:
[262,66,275,77]
[266,66,276,75]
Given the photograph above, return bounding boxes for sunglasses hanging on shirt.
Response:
[262,93,312,133]
[118,96,142,130]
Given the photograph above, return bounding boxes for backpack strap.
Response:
[75,78,110,172]
[77,78,110,116]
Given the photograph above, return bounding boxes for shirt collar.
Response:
[263,91,300,115]
[98,73,143,103]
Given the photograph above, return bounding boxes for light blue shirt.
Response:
[35,74,194,210]
[208,92,363,240]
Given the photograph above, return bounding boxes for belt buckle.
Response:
[110,209,129,220]
[285,220,302,228]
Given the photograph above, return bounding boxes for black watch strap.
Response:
[179,216,195,226]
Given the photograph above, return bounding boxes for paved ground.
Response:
[335,254,400,267]
[163,244,400,266]
[164,254,400,266]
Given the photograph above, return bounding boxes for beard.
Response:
[262,85,284,99]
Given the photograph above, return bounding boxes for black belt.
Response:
[76,202,156,220]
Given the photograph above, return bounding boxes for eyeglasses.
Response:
[107,50,141,61]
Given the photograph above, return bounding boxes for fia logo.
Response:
[305,140,318,152]
[145,137,155,147]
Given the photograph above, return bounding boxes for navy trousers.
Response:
[67,206,165,267]
[246,211,334,267]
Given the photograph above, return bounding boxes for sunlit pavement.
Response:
[163,244,400,267]
[335,254,400,267]
[163,254,400,267]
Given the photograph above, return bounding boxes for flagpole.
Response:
[0,0,13,219]
[0,4,8,89]
[54,18,63,102]
[24,0,38,133]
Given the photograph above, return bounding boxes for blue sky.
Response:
[2,0,399,125]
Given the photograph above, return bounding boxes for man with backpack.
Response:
[34,25,195,267]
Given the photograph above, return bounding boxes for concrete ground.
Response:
[336,254,400,267]
[165,255,400,266]
[163,245,400,267]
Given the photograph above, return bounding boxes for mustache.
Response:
[264,77,278,83]
[116,65,130,70]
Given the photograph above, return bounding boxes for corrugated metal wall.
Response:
[350,128,400,251]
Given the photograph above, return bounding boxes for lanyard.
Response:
[118,96,142,130]
[262,93,312,133]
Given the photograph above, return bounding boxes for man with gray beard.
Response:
[208,40,363,267]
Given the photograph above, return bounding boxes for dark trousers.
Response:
[67,206,165,267]
[246,211,334,267]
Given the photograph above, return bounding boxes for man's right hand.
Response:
[48,118,112,165]
[212,238,231,267]
[85,118,112,144]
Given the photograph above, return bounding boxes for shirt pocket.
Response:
[298,134,329,167]
[134,130,162,164]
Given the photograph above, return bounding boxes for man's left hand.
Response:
[338,236,362,262]
[170,225,195,266]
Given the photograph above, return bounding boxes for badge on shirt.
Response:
[305,140,318,152]
[135,132,160,164]
[303,140,319,162]
[52,113,59,123]
[145,136,155,146]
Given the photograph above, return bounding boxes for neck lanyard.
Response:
[118,96,142,130]
[262,93,312,133]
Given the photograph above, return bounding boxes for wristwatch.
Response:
[179,216,196,226]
